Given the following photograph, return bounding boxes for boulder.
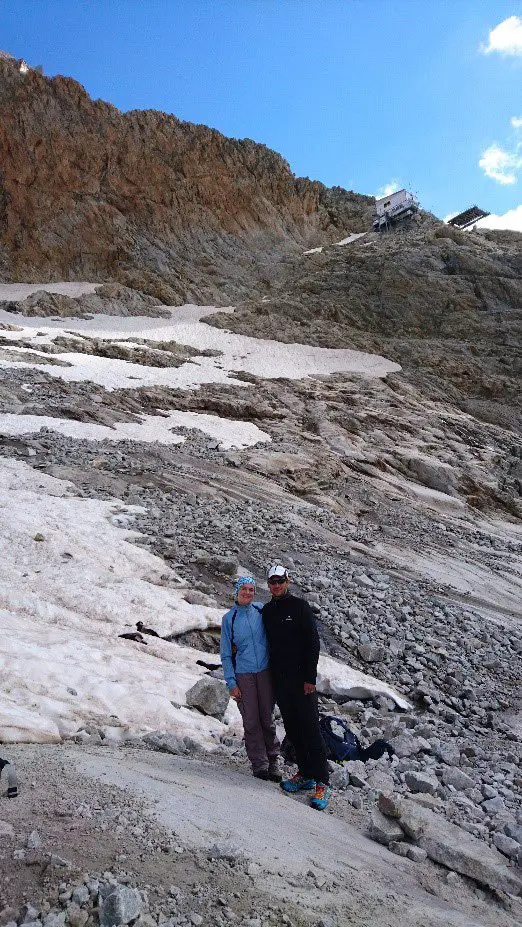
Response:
[345,760,367,788]
[482,795,505,815]
[391,734,431,758]
[397,799,522,896]
[435,744,461,766]
[99,887,142,927]
[378,792,403,819]
[366,770,395,794]
[185,677,230,720]
[358,642,384,663]
[404,771,439,795]
[368,809,404,846]
[142,732,187,755]
[398,802,427,841]
[492,833,520,859]
[441,767,474,791]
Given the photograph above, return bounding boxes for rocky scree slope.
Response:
[0,57,372,304]
[208,223,522,431]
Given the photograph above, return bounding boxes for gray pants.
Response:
[236,668,280,774]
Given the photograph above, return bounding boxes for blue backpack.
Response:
[320,715,361,763]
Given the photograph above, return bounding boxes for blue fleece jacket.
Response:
[220,601,270,690]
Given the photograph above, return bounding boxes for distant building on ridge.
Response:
[373,189,419,232]
[0,50,30,73]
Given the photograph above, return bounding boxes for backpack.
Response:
[282,715,394,767]
[320,715,362,763]
[320,716,394,764]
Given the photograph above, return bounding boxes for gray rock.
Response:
[398,800,522,896]
[391,734,430,758]
[358,641,384,663]
[329,766,349,790]
[366,770,395,794]
[26,830,42,849]
[20,906,39,924]
[404,771,439,795]
[0,821,14,837]
[407,846,428,863]
[208,841,243,862]
[185,677,230,720]
[482,796,505,815]
[99,887,142,927]
[388,840,410,857]
[435,745,461,766]
[368,809,404,846]
[345,760,367,788]
[66,904,88,927]
[142,732,187,755]
[378,792,403,819]
[43,915,66,927]
[492,833,520,859]
[441,768,474,791]
[46,854,71,868]
[505,823,522,845]
[71,886,90,907]
[398,803,427,841]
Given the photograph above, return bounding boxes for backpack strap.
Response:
[231,604,262,671]
[230,608,238,669]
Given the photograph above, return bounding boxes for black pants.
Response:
[275,681,329,785]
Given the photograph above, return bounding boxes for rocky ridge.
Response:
[0,58,372,305]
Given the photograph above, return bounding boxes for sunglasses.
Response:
[268,576,288,585]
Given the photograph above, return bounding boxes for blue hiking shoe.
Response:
[280,772,316,793]
[310,783,331,810]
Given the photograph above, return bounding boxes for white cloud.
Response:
[376,181,400,198]
[476,204,522,232]
[482,15,522,55]
[479,143,522,184]
[511,116,522,130]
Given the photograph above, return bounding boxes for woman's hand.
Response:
[229,686,242,702]
[303,682,316,695]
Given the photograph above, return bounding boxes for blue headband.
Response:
[234,575,256,601]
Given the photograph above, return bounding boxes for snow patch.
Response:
[0,410,271,450]
[0,299,401,390]
[334,232,367,246]
[0,457,235,745]
[317,654,411,710]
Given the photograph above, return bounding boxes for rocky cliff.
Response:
[209,223,522,430]
[0,58,372,303]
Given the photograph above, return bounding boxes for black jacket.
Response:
[262,593,320,686]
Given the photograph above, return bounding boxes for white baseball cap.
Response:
[267,563,289,580]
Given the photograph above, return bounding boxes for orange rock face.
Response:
[0,60,372,302]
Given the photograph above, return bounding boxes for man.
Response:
[262,563,331,811]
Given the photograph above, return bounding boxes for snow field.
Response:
[0,295,401,393]
[0,457,409,744]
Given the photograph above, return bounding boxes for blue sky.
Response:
[2,1,522,228]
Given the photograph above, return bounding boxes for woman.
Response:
[220,576,281,781]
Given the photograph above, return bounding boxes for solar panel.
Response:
[448,206,490,230]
